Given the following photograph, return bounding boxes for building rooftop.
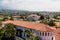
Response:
[55,28,60,40]
[2,20,56,32]
[55,22,60,27]
[54,22,60,40]
[28,14,40,18]
[2,20,60,40]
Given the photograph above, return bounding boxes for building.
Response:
[27,14,40,21]
[2,20,56,40]
[55,22,60,28]
[56,16,60,19]
[54,22,60,40]
[12,15,20,20]
[55,28,60,40]
[44,15,50,19]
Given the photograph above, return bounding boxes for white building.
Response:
[2,20,56,40]
[27,14,40,21]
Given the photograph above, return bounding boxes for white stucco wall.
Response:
[41,36,53,40]
[16,26,55,40]
[27,16,39,21]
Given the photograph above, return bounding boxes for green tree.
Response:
[32,36,41,40]
[53,15,57,19]
[40,15,44,20]
[24,29,32,38]
[10,16,14,20]
[1,23,16,40]
[48,20,55,26]
[0,21,2,26]
[3,17,8,21]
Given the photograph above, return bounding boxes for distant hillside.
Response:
[0,9,60,16]
[0,9,29,14]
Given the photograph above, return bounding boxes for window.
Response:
[40,32,44,36]
[45,32,47,36]
[48,32,49,36]
[42,32,44,36]
[52,37,53,40]
[40,32,41,36]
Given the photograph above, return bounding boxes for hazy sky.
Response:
[0,0,60,11]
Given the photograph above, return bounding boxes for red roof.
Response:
[2,20,56,32]
[55,22,60,27]
[55,28,60,40]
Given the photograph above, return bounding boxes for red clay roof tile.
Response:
[2,20,56,32]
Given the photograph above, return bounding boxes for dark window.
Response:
[45,32,47,36]
[48,32,49,36]
[42,32,44,36]
[40,32,41,36]
[52,37,53,40]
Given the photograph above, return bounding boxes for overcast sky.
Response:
[0,0,60,11]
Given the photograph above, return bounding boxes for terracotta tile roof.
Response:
[2,20,60,40]
[55,22,60,27]
[55,29,60,40]
[2,20,56,32]
[54,22,60,40]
